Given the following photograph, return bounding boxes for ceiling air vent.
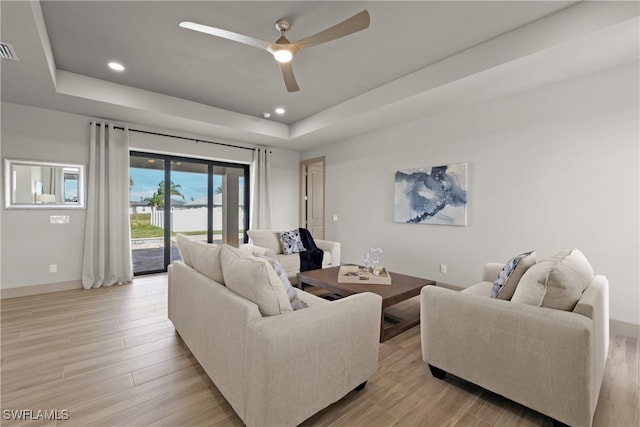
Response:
[0,42,18,61]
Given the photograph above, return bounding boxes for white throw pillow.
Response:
[220,245,293,316]
[239,244,278,260]
[175,233,194,266]
[189,241,225,285]
[175,234,224,285]
[511,249,594,311]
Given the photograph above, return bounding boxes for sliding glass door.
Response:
[130,152,249,275]
[170,160,209,245]
[129,155,167,273]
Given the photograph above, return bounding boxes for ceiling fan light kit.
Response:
[179,10,370,92]
[272,48,293,63]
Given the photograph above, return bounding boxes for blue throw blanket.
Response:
[298,228,324,272]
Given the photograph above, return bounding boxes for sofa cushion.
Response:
[190,243,225,285]
[220,245,293,316]
[175,234,224,285]
[277,229,307,255]
[247,230,282,254]
[175,233,195,266]
[511,249,594,311]
[490,251,536,300]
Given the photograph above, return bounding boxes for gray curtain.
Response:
[250,147,272,230]
[82,122,133,288]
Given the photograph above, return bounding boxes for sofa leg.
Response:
[355,381,367,391]
[428,364,446,379]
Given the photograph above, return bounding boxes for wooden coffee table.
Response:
[297,266,435,342]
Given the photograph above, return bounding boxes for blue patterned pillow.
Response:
[490,251,536,300]
[277,229,306,255]
[259,255,308,310]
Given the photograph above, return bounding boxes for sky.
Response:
[64,179,78,201]
[130,168,235,203]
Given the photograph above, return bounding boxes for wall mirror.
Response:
[4,159,85,209]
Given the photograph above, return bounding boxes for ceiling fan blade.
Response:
[294,10,370,50]
[279,62,300,92]
[179,21,270,50]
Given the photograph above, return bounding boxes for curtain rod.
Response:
[92,122,261,152]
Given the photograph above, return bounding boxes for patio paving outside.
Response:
[131,234,239,273]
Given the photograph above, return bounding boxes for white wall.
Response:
[303,62,640,326]
[1,103,89,289]
[1,102,300,290]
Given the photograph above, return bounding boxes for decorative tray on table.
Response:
[337,265,392,285]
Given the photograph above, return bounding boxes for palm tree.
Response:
[145,180,184,207]
[144,192,164,208]
[158,180,185,200]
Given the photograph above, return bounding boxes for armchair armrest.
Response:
[421,286,596,427]
[316,239,341,266]
[573,275,609,402]
[482,262,504,282]
[244,292,380,427]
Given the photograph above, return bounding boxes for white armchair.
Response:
[242,229,341,283]
[421,260,609,427]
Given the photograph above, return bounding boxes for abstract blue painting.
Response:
[394,162,468,226]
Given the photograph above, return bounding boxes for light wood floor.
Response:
[1,275,638,427]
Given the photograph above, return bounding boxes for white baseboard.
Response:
[1,280,83,299]
[610,319,640,338]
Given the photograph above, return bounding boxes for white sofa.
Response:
[243,229,341,283]
[168,238,381,427]
[421,250,609,427]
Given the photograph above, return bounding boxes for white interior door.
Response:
[301,158,325,239]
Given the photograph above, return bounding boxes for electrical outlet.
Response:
[440,264,447,274]
[49,264,57,273]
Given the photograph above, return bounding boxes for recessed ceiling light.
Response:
[275,107,285,115]
[263,112,271,119]
[108,61,125,72]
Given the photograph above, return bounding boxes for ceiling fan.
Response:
[179,10,370,92]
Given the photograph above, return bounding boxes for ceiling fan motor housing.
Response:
[275,20,291,33]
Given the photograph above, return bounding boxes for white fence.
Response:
[150,207,244,232]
